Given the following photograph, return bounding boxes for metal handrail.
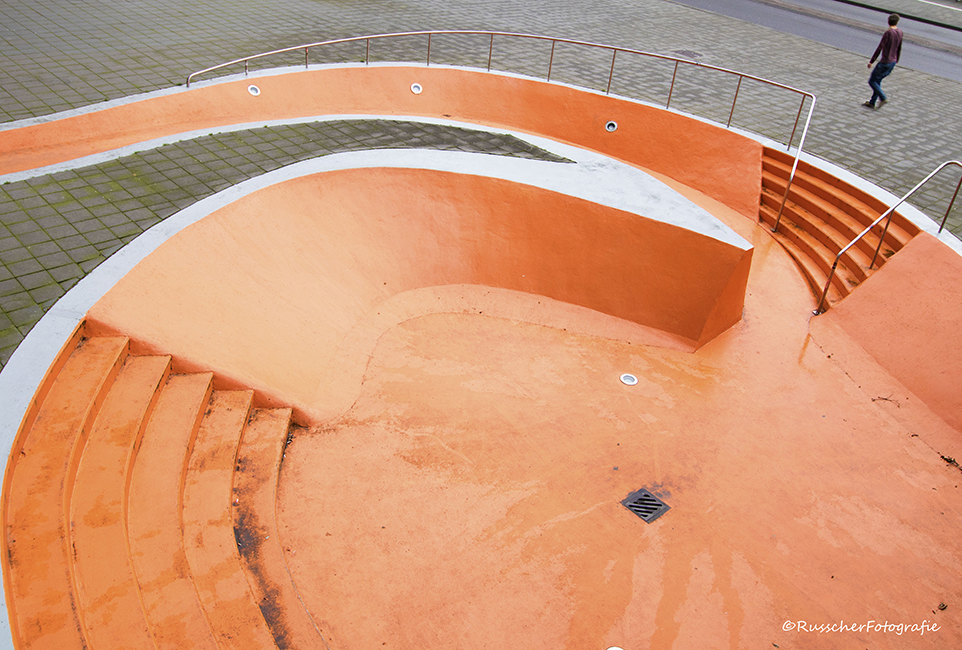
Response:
[185,31,816,218]
[813,160,962,315]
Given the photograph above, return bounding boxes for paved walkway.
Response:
[0,0,960,367]
[839,0,962,29]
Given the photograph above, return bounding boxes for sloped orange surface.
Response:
[828,233,962,432]
[274,226,962,648]
[87,168,751,423]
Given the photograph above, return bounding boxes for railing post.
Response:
[787,96,805,152]
[940,172,962,234]
[666,60,679,109]
[547,40,556,82]
[774,94,816,233]
[487,34,494,71]
[427,33,432,66]
[869,210,897,269]
[606,49,617,95]
[773,173,794,233]
[304,47,309,69]
[244,60,249,77]
[727,76,743,128]
[366,38,370,65]
[814,259,841,315]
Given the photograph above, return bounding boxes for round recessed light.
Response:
[620,373,638,386]
[411,82,423,95]
[247,84,261,97]
[605,120,618,132]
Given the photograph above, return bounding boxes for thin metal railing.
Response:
[813,160,962,315]
[185,31,816,219]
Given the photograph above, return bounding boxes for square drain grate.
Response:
[622,488,670,523]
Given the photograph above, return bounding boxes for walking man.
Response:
[863,13,903,109]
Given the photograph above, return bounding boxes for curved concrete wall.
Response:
[86,165,752,422]
[0,66,763,218]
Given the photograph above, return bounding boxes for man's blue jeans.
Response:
[869,61,896,105]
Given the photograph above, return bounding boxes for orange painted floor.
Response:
[62,154,959,650]
[73,174,962,648]
[269,227,962,649]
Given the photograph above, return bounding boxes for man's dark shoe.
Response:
[862,101,876,109]
[877,99,887,108]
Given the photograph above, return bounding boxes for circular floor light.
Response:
[411,82,423,95]
[247,84,261,97]
[605,120,618,132]
[620,373,638,386]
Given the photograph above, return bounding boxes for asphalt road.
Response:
[671,0,962,81]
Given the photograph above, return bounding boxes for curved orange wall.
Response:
[87,167,751,422]
[0,66,762,218]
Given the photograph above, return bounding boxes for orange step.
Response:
[126,372,219,650]
[4,330,315,649]
[761,206,844,304]
[3,336,128,650]
[759,190,867,288]
[234,414,325,648]
[762,169,899,262]
[758,148,923,310]
[68,354,171,650]
[763,147,921,243]
[760,185,874,281]
[182,390,279,650]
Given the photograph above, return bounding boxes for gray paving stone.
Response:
[36,215,70,229]
[0,279,24,298]
[17,231,51,247]
[37,251,73,270]
[27,242,62,258]
[9,305,44,329]
[1,295,35,318]
[27,284,62,305]
[6,259,41,277]
[78,258,106,273]
[60,235,96,252]
[17,270,55,292]
[7,222,40,236]
[0,329,24,365]
[48,263,83,283]
[0,248,31,265]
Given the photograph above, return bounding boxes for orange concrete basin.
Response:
[2,63,961,650]
[80,152,962,649]
[86,159,752,422]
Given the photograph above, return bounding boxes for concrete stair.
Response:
[2,329,324,649]
[759,147,920,309]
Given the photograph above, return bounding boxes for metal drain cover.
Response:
[622,488,670,523]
